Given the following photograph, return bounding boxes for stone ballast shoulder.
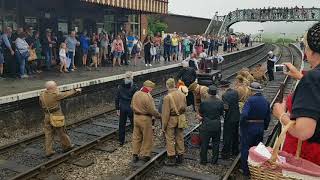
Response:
[0,44,264,104]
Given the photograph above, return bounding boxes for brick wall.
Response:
[140,14,148,41]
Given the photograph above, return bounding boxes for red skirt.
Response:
[283,133,320,166]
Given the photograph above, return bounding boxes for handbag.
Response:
[168,94,188,129]
[28,49,37,61]
[248,121,320,179]
[41,94,65,128]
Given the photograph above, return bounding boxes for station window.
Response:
[129,14,140,36]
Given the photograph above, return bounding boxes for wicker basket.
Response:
[249,121,320,180]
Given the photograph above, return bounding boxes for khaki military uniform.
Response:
[39,89,76,156]
[131,91,161,157]
[235,84,251,112]
[162,89,187,156]
[193,85,209,113]
[250,67,267,84]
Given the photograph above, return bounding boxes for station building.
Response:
[0,0,168,38]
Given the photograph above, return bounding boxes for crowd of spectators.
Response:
[228,6,318,22]
[0,26,252,79]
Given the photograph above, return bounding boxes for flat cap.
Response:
[143,80,156,89]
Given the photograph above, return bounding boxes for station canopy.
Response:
[81,0,168,14]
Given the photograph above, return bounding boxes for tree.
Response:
[147,16,168,36]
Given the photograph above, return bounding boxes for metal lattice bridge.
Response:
[205,7,320,36]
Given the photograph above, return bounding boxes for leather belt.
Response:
[134,112,151,117]
[43,107,60,113]
[247,120,264,123]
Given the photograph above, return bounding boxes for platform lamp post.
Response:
[258,29,264,42]
[281,32,286,45]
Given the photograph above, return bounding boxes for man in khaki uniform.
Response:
[39,81,81,157]
[162,78,187,165]
[234,76,251,112]
[131,80,161,163]
[250,64,267,84]
[188,82,209,113]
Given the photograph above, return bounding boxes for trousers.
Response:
[132,115,153,157]
[240,124,264,176]
[43,114,72,155]
[165,117,184,156]
[164,46,171,62]
[200,129,221,163]
[222,122,239,157]
[119,106,133,144]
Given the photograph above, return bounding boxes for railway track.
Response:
[0,44,274,180]
[124,44,302,180]
[0,90,168,180]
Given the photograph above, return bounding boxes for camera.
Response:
[274,64,287,73]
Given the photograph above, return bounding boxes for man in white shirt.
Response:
[267,51,277,81]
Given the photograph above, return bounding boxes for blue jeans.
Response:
[17,51,29,77]
[67,51,74,70]
[45,49,52,70]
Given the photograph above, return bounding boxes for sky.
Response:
[168,0,319,35]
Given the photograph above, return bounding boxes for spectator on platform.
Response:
[80,31,90,68]
[273,22,320,165]
[1,27,16,78]
[43,30,55,71]
[189,53,199,71]
[0,35,3,78]
[100,33,109,65]
[153,32,162,63]
[111,35,124,67]
[240,82,270,176]
[143,35,153,67]
[183,36,191,59]
[171,32,179,61]
[90,41,99,70]
[33,31,42,73]
[15,32,30,78]
[59,43,68,73]
[127,32,135,58]
[163,34,172,62]
[131,36,142,66]
[66,31,80,71]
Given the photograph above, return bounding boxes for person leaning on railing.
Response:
[273,22,320,165]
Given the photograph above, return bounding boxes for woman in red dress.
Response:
[273,22,320,166]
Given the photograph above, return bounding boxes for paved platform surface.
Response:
[0,44,262,103]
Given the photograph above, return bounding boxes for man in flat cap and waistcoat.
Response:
[131,80,161,163]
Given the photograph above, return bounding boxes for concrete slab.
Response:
[99,175,126,180]
[0,44,263,104]
[94,146,117,153]
[161,166,220,180]
[70,158,94,167]
[0,159,30,173]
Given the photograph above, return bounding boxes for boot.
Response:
[176,154,184,164]
[132,154,139,163]
[165,156,176,166]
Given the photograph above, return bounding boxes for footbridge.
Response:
[205,7,320,36]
